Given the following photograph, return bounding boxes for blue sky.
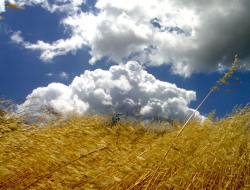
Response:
[0,0,250,121]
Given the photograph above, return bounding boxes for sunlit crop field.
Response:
[1,97,250,189]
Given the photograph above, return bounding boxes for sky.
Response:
[0,0,250,122]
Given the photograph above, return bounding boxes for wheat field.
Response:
[1,98,250,189]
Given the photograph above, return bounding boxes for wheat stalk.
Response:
[145,55,242,190]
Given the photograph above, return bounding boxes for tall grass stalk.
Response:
[145,55,242,189]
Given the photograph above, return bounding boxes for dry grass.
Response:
[0,100,250,189]
[144,55,243,189]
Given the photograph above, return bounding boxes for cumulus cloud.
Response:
[9,0,250,76]
[18,61,203,121]
[65,0,250,76]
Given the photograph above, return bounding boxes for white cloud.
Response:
[61,0,250,76]
[59,71,69,79]
[11,31,24,44]
[24,35,85,62]
[18,61,204,121]
[18,82,89,114]
[10,31,85,62]
[46,72,70,79]
[0,0,5,13]
[217,63,229,73]
[10,0,250,76]
[11,0,86,13]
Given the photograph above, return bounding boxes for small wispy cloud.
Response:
[10,31,24,44]
[10,31,84,62]
[59,71,69,79]
[23,35,85,62]
[217,63,229,73]
[46,73,53,77]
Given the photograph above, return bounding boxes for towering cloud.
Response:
[18,61,203,121]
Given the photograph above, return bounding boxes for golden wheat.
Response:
[145,55,244,189]
[0,103,249,189]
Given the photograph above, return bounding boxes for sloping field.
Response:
[1,102,250,189]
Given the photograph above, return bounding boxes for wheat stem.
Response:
[145,56,241,190]
[22,146,107,190]
[145,88,214,189]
